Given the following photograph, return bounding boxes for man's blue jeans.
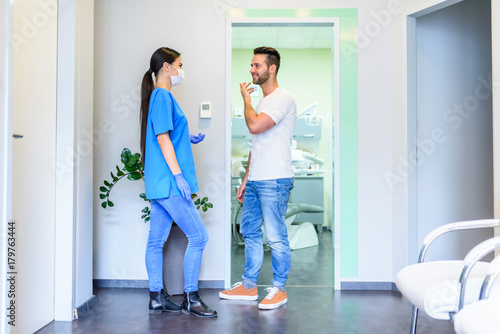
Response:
[145,190,208,293]
[240,178,294,289]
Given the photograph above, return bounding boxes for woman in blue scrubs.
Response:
[139,47,216,318]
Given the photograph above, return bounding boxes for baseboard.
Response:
[93,279,398,292]
[93,279,149,288]
[340,281,400,291]
[198,280,225,289]
[74,295,97,319]
[93,279,224,289]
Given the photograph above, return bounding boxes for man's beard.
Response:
[253,70,270,85]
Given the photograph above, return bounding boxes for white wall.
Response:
[93,0,398,284]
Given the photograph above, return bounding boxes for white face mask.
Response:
[169,64,184,86]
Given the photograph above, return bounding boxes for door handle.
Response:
[13,134,23,139]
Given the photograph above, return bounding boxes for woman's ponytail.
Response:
[140,69,154,166]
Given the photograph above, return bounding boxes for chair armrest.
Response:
[457,236,500,311]
[479,255,500,300]
[418,219,500,263]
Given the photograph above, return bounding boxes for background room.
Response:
[229,24,335,286]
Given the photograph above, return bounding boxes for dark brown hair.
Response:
[140,47,181,166]
[254,46,281,74]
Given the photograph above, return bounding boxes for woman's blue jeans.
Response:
[145,191,208,293]
[240,178,294,289]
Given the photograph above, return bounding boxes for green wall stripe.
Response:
[227,8,359,278]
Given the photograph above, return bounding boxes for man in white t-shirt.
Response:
[219,47,297,310]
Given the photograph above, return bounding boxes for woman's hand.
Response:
[190,133,205,144]
[173,173,192,201]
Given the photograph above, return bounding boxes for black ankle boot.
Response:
[182,291,217,318]
[149,289,182,314]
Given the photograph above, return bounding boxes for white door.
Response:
[415,0,493,261]
[10,0,58,332]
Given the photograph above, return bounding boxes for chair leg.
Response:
[410,305,418,334]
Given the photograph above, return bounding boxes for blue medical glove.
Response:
[190,133,205,144]
[173,173,192,201]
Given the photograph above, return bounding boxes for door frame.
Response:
[402,0,465,265]
[224,16,341,289]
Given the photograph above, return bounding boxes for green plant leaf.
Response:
[101,202,107,208]
[123,165,136,172]
[127,172,142,181]
[100,186,108,192]
[202,206,208,212]
[104,180,111,187]
[208,203,213,208]
[121,148,131,164]
[99,194,106,199]
[194,199,201,205]
[141,207,148,213]
[116,165,124,176]
[145,217,150,222]
[139,193,146,199]
[141,214,147,219]
[108,201,114,207]
[202,197,208,203]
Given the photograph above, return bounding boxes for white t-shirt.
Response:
[248,87,297,181]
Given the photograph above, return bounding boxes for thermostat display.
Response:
[200,101,211,118]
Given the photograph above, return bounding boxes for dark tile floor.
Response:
[231,230,334,287]
[37,231,455,333]
[37,287,454,334]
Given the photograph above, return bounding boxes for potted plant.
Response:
[99,148,213,294]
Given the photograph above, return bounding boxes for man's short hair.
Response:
[253,46,281,74]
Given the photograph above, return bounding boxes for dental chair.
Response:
[232,200,324,250]
[285,203,324,250]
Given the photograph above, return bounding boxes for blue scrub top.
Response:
[144,88,199,199]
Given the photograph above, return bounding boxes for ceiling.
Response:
[232,26,333,50]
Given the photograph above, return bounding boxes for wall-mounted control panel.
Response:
[200,101,211,118]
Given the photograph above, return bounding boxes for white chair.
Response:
[395,219,500,334]
[454,255,500,334]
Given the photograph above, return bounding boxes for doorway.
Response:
[225,19,339,288]
[406,0,493,263]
